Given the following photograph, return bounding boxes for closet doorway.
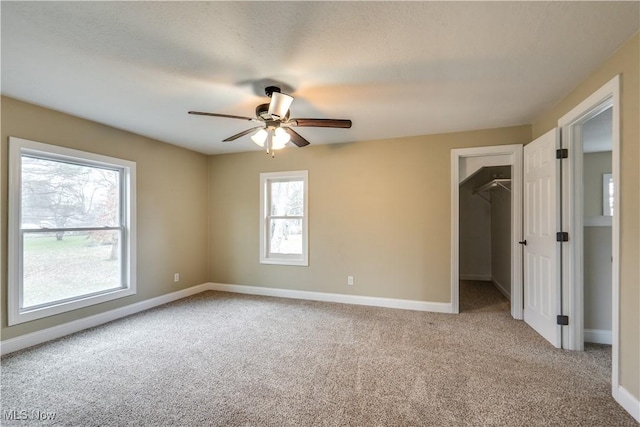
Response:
[459,165,512,311]
[450,145,523,318]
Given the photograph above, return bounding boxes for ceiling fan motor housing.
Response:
[264,86,281,98]
[256,103,289,122]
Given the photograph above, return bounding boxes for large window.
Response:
[8,137,136,325]
[259,171,308,266]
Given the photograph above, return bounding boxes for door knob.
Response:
[518,240,527,245]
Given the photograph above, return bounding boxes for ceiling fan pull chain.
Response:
[266,130,271,155]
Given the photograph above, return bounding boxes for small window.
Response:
[260,171,308,266]
[8,137,136,325]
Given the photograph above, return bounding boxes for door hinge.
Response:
[556,148,568,159]
[557,315,569,326]
[556,232,569,242]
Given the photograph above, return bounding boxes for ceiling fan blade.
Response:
[290,118,352,128]
[189,111,257,121]
[284,128,310,147]
[222,126,264,142]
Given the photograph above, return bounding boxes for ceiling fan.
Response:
[189,86,352,156]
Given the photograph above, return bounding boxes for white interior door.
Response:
[523,128,562,348]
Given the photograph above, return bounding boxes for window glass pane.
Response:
[269,218,303,255]
[22,230,122,308]
[270,180,304,216]
[21,156,120,229]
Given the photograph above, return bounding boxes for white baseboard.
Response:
[0,284,209,356]
[207,283,453,314]
[459,274,492,281]
[615,385,640,422]
[584,329,613,345]
[491,278,511,300]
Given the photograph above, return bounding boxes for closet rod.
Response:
[472,178,511,195]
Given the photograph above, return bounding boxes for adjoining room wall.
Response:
[583,152,612,333]
[1,96,210,340]
[208,125,531,304]
[584,227,612,331]
[584,152,613,217]
[532,32,639,399]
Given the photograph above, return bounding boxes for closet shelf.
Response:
[473,179,511,195]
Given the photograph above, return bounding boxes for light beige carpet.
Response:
[1,283,636,426]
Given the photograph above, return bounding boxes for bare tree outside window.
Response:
[20,156,122,308]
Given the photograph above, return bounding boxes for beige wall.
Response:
[1,96,209,340]
[208,126,530,303]
[532,32,639,399]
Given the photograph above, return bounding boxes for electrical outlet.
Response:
[174,273,180,282]
[347,276,354,286]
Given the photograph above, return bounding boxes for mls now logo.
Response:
[4,409,57,421]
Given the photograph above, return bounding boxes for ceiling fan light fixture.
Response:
[268,92,294,119]
[272,127,290,150]
[251,128,268,147]
[189,85,350,155]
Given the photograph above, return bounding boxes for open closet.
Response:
[459,165,512,302]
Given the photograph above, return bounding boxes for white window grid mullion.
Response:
[21,226,122,233]
[267,215,304,220]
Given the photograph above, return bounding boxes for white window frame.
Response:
[259,170,308,266]
[8,137,137,325]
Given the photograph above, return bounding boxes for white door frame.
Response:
[557,76,620,392]
[450,144,523,318]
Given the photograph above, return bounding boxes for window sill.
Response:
[260,258,309,267]
[8,287,136,326]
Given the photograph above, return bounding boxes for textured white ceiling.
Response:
[2,2,638,155]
